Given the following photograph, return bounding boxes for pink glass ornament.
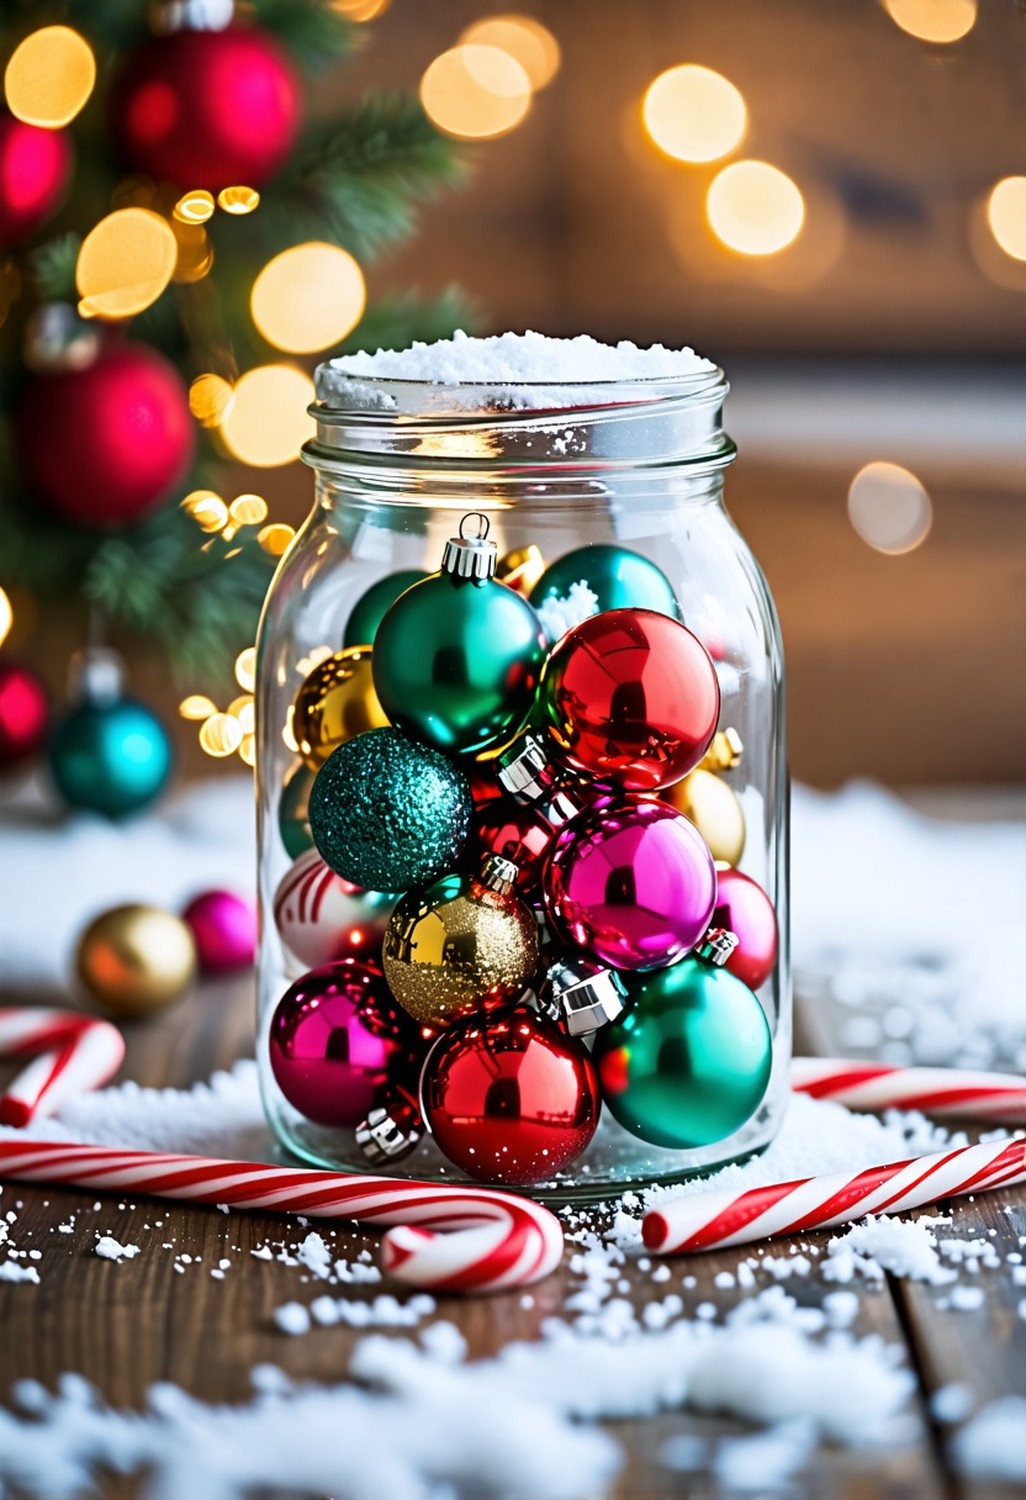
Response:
[182,889,256,974]
[711,865,779,991]
[544,797,717,971]
[269,959,419,1128]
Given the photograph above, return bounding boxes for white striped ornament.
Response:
[272,848,391,970]
[791,1056,1026,1125]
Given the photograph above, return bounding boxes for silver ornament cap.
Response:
[479,852,519,895]
[497,733,578,819]
[441,512,497,581]
[355,1100,423,1165]
[549,957,627,1036]
[695,927,740,967]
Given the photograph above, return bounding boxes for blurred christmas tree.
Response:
[0,0,467,701]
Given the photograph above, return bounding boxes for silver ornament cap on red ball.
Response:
[548,957,627,1036]
[355,1098,423,1165]
[497,731,580,829]
[695,927,740,967]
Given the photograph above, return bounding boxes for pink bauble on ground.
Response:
[182,889,256,974]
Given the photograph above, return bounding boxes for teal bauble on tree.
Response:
[592,930,772,1150]
[530,544,682,634]
[48,652,172,818]
[343,569,428,649]
[372,515,546,757]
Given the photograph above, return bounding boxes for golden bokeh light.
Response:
[227,694,256,734]
[220,364,316,467]
[848,462,933,555]
[217,186,260,215]
[174,190,215,224]
[332,0,390,18]
[179,694,219,720]
[420,45,531,141]
[199,713,244,757]
[228,493,269,528]
[643,64,746,164]
[170,221,214,284]
[459,15,560,90]
[76,207,177,319]
[189,373,235,428]
[282,705,299,753]
[986,177,1026,263]
[882,0,976,43]
[238,734,257,768]
[4,26,96,128]
[0,587,12,648]
[258,523,296,557]
[181,490,229,533]
[250,242,366,355]
[706,161,805,256]
[235,647,257,692]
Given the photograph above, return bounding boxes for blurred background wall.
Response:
[7,0,1026,788]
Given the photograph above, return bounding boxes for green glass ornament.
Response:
[278,761,315,859]
[49,699,172,818]
[309,726,472,892]
[343,569,428,649]
[372,516,546,757]
[592,933,772,1149]
[530,544,682,628]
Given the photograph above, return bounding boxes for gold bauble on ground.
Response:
[382,871,539,1028]
[76,904,197,1018]
[292,647,388,769]
[666,767,746,866]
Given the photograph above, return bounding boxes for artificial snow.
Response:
[822,1215,956,1287]
[93,1237,140,1264]
[536,580,600,643]
[0,1262,39,1284]
[953,1396,1026,1480]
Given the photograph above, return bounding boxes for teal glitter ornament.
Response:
[592,930,772,1150]
[278,761,315,859]
[372,515,546,757]
[49,694,172,818]
[309,726,472,892]
[343,569,428,649]
[530,544,682,633]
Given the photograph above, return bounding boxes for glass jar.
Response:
[256,365,789,1202]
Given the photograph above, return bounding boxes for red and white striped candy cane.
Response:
[642,1136,1026,1256]
[0,1008,125,1128]
[0,1139,564,1293]
[792,1056,1026,1126]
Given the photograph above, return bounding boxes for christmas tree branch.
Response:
[250,0,359,73]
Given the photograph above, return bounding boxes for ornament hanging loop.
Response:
[459,511,491,542]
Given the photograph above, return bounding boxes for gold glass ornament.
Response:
[76,904,196,1018]
[496,543,546,595]
[698,727,743,773]
[293,647,388,769]
[382,859,539,1028]
[666,767,746,866]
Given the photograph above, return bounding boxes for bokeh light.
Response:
[332,0,390,18]
[4,26,96,129]
[986,177,1026,263]
[238,734,257,768]
[181,490,230,533]
[420,45,532,141]
[220,364,316,467]
[848,462,933,555]
[217,186,260,215]
[882,0,976,43]
[169,220,214,284]
[76,207,177,318]
[228,694,255,734]
[459,15,561,90]
[228,494,269,528]
[250,242,366,354]
[643,65,746,164]
[706,161,805,256]
[199,712,244,757]
[0,587,12,648]
[258,523,296,557]
[189,374,235,428]
[179,694,218,720]
[173,190,215,224]
[235,647,257,692]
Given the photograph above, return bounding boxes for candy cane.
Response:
[0,1139,564,1293]
[0,1008,125,1128]
[792,1056,1026,1125]
[642,1136,1026,1256]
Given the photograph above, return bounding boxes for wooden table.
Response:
[1,975,1023,1499]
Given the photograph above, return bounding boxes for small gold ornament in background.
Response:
[76,904,196,1018]
[293,647,388,769]
[496,543,546,595]
[698,727,744,773]
[666,767,746,866]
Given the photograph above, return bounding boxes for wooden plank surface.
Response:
[1,975,1024,1499]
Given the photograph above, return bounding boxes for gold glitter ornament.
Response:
[292,647,388,769]
[665,767,746,866]
[382,855,539,1028]
[76,903,196,1018]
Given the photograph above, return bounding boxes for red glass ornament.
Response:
[544,796,717,971]
[472,798,553,892]
[540,608,720,792]
[15,343,194,529]
[711,866,779,991]
[422,1009,600,1185]
[110,27,300,191]
[269,959,420,1128]
[0,111,72,251]
[182,889,256,974]
[465,763,504,807]
[0,660,49,770]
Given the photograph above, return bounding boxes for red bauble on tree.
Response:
[15,343,194,529]
[0,661,49,771]
[0,112,72,251]
[109,26,300,192]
